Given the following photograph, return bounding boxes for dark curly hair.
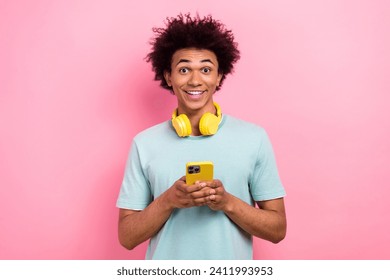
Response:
[146,13,240,91]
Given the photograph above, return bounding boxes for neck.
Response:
[188,115,203,136]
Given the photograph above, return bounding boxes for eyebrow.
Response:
[176,59,215,66]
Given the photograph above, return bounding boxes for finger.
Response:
[189,187,214,199]
[195,181,207,188]
[190,188,216,202]
[209,188,216,195]
[175,176,187,186]
[207,179,222,188]
[175,176,194,191]
[193,197,208,205]
[184,183,204,193]
[184,181,210,193]
[174,184,188,194]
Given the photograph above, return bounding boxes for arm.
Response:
[118,177,215,250]
[202,180,287,243]
[225,196,286,243]
[118,193,173,250]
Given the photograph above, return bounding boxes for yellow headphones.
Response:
[172,102,222,137]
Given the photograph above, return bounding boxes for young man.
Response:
[116,14,286,260]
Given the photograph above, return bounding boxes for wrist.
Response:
[221,192,235,214]
[157,190,176,213]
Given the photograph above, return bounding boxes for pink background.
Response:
[1,0,389,259]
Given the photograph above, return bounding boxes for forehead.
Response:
[171,48,218,65]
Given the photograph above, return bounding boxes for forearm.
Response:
[223,195,286,243]
[118,176,217,250]
[118,192,174,250]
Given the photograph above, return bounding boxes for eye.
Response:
[179,68,189,74]
[201,67,211,74]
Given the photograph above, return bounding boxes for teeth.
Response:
[186,91,203,95]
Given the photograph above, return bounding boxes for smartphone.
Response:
[185,161,214,185]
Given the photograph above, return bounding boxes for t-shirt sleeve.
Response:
[116,140,152,210]
[249,129,286,201]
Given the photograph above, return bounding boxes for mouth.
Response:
[185,90,205,96]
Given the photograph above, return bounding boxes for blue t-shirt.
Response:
[117,115,285,259]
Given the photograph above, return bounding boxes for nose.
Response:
[187,71,202,87]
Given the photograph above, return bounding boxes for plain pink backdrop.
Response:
[1,0,389,259]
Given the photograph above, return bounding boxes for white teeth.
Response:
[186,91,203,95]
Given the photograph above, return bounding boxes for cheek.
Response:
[206,76,220,88]
[170,75,186,87]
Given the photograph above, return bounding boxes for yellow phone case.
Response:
[186,161,214,185]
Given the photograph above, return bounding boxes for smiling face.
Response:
[164,48,222,117]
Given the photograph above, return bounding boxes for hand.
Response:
[164,176,215,209]
[199,179,232,211]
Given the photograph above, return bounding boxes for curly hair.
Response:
[146,13,240,91]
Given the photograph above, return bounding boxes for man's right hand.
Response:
[163,176,214,209]
[118,176,216,250]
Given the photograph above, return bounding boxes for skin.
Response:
[165,48,223,136]
[118,48,287,250]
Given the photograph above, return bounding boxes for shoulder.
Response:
[222,114,267,137]
[133,120,175,145]
[220,115,273,152]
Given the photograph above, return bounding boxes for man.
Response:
[116,14,286,260]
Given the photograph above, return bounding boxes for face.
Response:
[164,48,222,116]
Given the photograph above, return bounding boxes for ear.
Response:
[164,71,172,87]
[217,73,223,87]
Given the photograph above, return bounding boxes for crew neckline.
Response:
[184,114,227,140]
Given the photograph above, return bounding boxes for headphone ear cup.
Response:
[172,114,192,137]
[199,113,220,135]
